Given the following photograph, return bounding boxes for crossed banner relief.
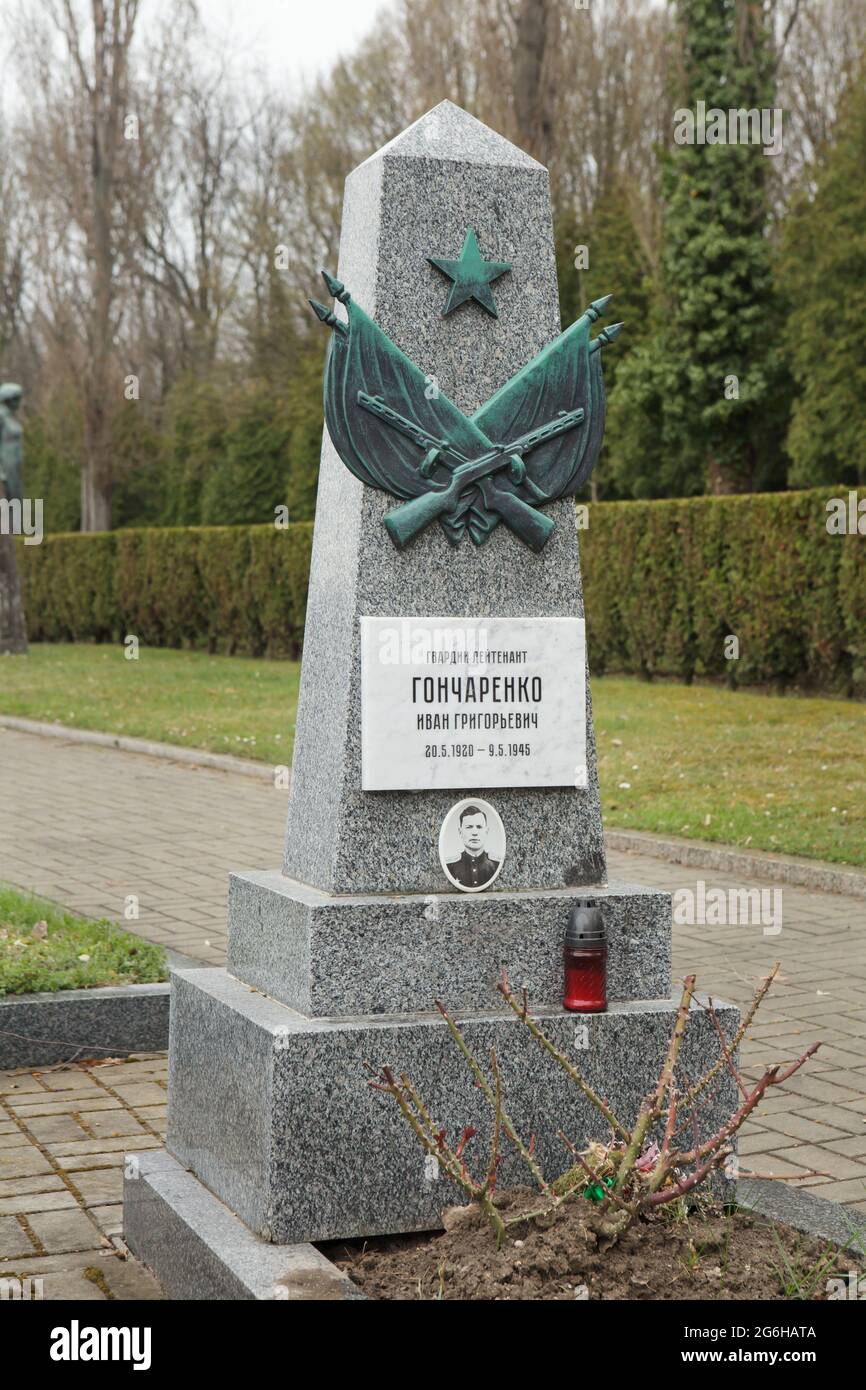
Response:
[310,270,622,553]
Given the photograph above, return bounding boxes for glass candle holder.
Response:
[563,900,607,1013]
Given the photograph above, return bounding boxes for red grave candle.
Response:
[563,900,607,1013]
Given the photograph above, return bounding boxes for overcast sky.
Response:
[0,0,393,109]
[196,0,393,89]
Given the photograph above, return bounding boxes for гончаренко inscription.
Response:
[360,615,586,792]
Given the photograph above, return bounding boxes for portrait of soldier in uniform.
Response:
[439,799,506,894]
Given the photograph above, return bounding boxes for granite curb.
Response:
[0,715,273,779]
[129,1166,865,1301]
[124,1148,366,1300]
[0,950,202,1069]
[738,1177,866,1259]
[0,981,173,1069]
[606,828,866,899]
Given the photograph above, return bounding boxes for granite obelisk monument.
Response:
[124,103,736,1298]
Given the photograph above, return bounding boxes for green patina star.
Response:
[428,227,511,318]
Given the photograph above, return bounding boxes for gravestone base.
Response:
[138,966,738,1248]
[227,870,673,1015]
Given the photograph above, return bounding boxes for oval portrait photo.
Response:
[438,798,506,894]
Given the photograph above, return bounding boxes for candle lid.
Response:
[565,899,605,946]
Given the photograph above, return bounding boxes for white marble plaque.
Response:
[360,615,586,791]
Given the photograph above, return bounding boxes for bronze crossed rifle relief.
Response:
[310,226,622,552]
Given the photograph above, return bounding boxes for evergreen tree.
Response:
[241,265,326,525]
[607,0,788,498]
[160,376,230,526]
[556,181,654,497]
[112,406,164,528]
[24,395,82,532]
[200,382,292,527]
[556,179,653,396]
[284,339,325,523]
[779,69,866,487]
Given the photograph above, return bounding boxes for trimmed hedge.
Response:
[18,523,313,659]
[581,489,865,692]
[15,490,864,690]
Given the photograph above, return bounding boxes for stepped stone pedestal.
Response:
[123,102,738,1298]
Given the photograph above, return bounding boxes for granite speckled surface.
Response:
[282,101,606,895]
[166,967,738,1245]
[124,1149,363,1300]
[227,869,672,1015]
[738,1178,866,1258]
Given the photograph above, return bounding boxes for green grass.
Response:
[0,884,168,996]
[596,677,866,867]
[2,644,865,867]
[0,643,298,763]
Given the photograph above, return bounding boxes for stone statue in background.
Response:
[0,381,28,654]
[0,383,25,503]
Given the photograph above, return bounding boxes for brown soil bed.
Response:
[319,1188,859,1301]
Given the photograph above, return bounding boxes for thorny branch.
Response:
[495,970,629,1141]
[369,965,821,1247]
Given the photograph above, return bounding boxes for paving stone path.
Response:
[0,1053,165,1300]
[2,726,865,1299]
[1,726,287,968]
